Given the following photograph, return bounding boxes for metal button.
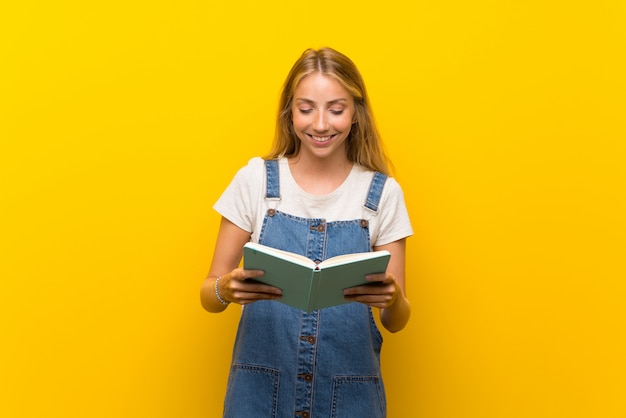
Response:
[267,208,276,216]
[360,219,369,228]
[317,224,325,232]
[300,335,316,344]
[297,373,313,382]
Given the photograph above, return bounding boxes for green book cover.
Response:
[243,242,391,313]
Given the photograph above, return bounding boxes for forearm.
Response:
[201,217,251,313]
[374,239,410,332]
[380,292,411,333]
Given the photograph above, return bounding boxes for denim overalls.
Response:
[223,160,388,418]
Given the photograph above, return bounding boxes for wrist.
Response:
[214,276,230,305]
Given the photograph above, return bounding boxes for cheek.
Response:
[337,114,356,132]
[291,111,305,129]
[291,115,309,139]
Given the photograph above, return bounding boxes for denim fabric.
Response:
[364,171,387,213]
[223,160,387,418]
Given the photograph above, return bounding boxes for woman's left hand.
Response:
[343,272,400,309]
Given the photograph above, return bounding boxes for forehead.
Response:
[294,73,352,103]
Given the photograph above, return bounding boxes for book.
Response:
[243,242,390,313]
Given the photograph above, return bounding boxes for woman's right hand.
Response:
[201,217,282,313]
[214,268,282,306]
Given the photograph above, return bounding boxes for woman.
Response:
[201,47,413,417]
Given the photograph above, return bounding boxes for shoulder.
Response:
[228,157,266,185]
[377,176,409,216]
[236,156,266,175]
[373,177,413,244]
[382,176,405,196]
[351,165,405,194]
[214,158,267,232]
[218,157,267,199]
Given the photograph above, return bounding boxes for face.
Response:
[291,72,356,161]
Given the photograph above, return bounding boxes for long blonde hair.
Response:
[264,48,392,175]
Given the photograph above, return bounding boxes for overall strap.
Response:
[364,171,387,213]
[264,159,281,200]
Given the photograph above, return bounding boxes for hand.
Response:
[216,268,282,306]
[343,272,400,309]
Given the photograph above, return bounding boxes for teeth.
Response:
[311,135,332,142]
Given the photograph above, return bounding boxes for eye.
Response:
[298,108,313,114]
[330,109,344,115]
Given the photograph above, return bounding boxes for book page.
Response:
[244,242,314,268]
[318,250,390,269]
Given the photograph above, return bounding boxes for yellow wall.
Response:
[1,1,625,417]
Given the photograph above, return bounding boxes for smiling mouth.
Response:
[308,134,336,143]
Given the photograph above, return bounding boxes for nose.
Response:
[313,111,329,132]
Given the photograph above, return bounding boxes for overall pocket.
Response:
[223,364,279,418]
[330,375,386,418]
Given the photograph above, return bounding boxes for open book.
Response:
[243,242,390,312]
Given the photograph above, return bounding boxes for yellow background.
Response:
[1,1,625,417]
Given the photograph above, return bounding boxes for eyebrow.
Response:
[295,98,348,105]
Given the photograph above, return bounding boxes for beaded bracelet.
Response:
[214,276,230,305]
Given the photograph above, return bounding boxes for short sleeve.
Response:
[213,157,265,233]
[373,178,413,246]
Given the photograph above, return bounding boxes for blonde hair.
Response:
[264,48,392,175]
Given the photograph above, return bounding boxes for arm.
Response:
[200,217,281,313]
[343,238,411,332]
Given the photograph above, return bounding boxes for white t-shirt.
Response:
[214,157,413,248]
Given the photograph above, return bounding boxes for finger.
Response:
[243,269,266,280]
[344,282,391,296]
[233,280,282,295]
[345,294,394,308]
[233,291,282,304]
[365,273,392,283]
[231,269,265,281]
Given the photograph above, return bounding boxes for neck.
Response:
[287,155,353,195]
